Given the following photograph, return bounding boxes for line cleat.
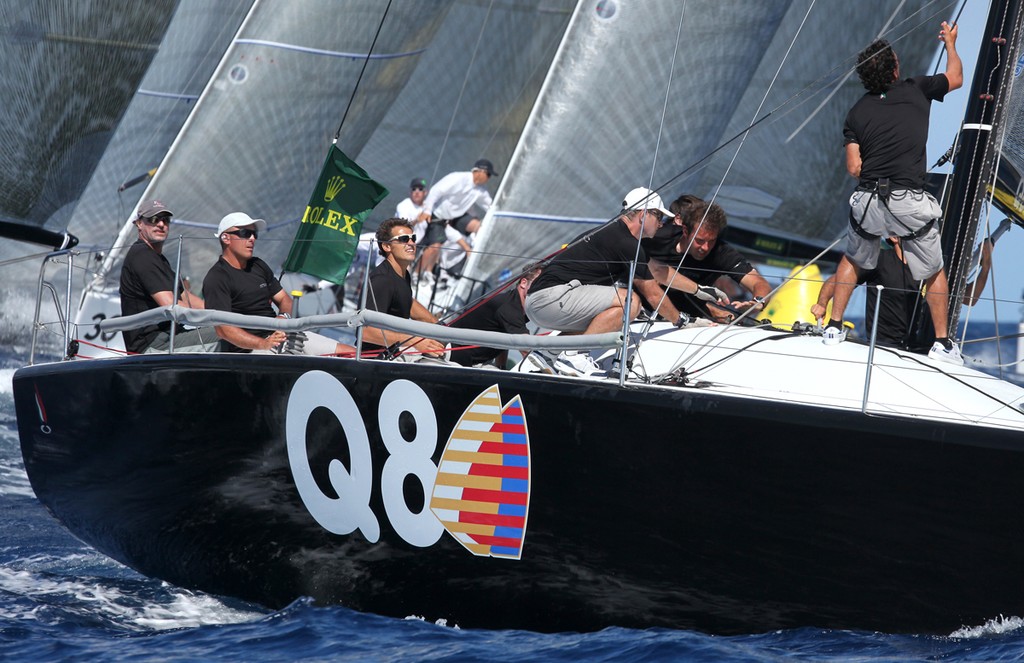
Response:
[552,350,605,377]
[927,341,964,366]
[822,326,847,345]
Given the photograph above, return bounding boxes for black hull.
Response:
[13,354,1024,634]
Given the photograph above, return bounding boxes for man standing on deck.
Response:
[826,21,963,364]
[397,177,470,282]
[362,218,447,360]
[119,199,219,354]
[522,187,687,376]
[416,159,498,280]
[202,212,354,355]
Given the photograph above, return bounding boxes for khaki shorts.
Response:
[525,280,621,332]
[847,189,943,280]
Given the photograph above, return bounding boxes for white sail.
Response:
[464,0,941,286]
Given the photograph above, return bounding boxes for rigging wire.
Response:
[333,0,393,142]
[429,0,496,185]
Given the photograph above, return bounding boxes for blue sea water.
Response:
[3,329,1024,661]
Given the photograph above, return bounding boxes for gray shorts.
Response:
[144,327,220,353]
[846,188,943,280]
[524,280,620,332]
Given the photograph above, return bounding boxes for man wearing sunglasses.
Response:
[362,218,446,360]
[202,212,354,356]
[119,199,219,354]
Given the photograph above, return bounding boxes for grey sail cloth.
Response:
[463,1,939,288]
[88,0,458,299]
[0,2,178,279]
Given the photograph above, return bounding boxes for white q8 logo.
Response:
[285,371,443,547]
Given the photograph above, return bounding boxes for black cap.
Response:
[410,178,427,190]
[473,159,499,177]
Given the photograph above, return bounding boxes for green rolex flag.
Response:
[283,145,389,284]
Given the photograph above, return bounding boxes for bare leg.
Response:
[829,256,862,323]
[923,269,950,339]
[419,243,441,276]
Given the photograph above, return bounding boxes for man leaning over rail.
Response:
[119,199,219,354]
[362,218,447,360]
[523,187,687,377]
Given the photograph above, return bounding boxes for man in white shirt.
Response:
[396,177,471,281]
[417,159,498,277]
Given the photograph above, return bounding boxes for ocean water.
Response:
[3,332,1024,661]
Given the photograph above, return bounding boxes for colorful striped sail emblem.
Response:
[429,385,530,559]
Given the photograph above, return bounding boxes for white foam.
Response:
[0,565,264,631]
[0,368,14,396]
[949,614,1024,638]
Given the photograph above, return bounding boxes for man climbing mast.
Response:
[826,20,964,364]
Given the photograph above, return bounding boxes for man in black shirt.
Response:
[449,265,540,368]
[828,21,963,364]
[202,212,354,355]
[524,187,687,376]
[118,199,218,354]
[362,218,446,359]
[644,196,770,322]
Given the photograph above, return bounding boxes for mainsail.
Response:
[0,1,178,260]
[79,0,458,323]
[354,0,576,218]
[68,1,253,257]
[464,0,942,286]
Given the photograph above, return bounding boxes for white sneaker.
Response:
[822,326,847,345]
[519,351,555,374]
[552,350,604,377]
[928,341,964,366]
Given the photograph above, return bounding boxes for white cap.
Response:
[622,187,672,217]
[215,212,267,237]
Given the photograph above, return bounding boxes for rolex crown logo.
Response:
[324,176,346,203]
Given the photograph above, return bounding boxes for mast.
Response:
[940,0,1024,336]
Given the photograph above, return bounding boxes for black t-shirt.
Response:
[643,224,754,317]
[202,256,283,352]
[843,74,949,189]
[363,260,414,354]
[861,248,926,347]
[449,289,528,366]
[530,220,654,294]
[119,240,189,353]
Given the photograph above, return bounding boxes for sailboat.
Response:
[11,0,1024,635]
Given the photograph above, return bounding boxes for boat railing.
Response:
[29,249,76,365]
[98,306,623,356]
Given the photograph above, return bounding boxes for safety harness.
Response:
[849,177,936,241]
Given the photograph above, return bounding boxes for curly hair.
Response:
[375,217,413,249]
[677,199,727,236]
[856,39,897,95]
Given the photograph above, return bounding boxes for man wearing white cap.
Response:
[119,199,219,354]
[202,212,354,356]
[522,187,687,376]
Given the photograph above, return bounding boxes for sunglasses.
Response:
[225,228,258,239]
[389,233,416,244]
[140,216,171,226]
